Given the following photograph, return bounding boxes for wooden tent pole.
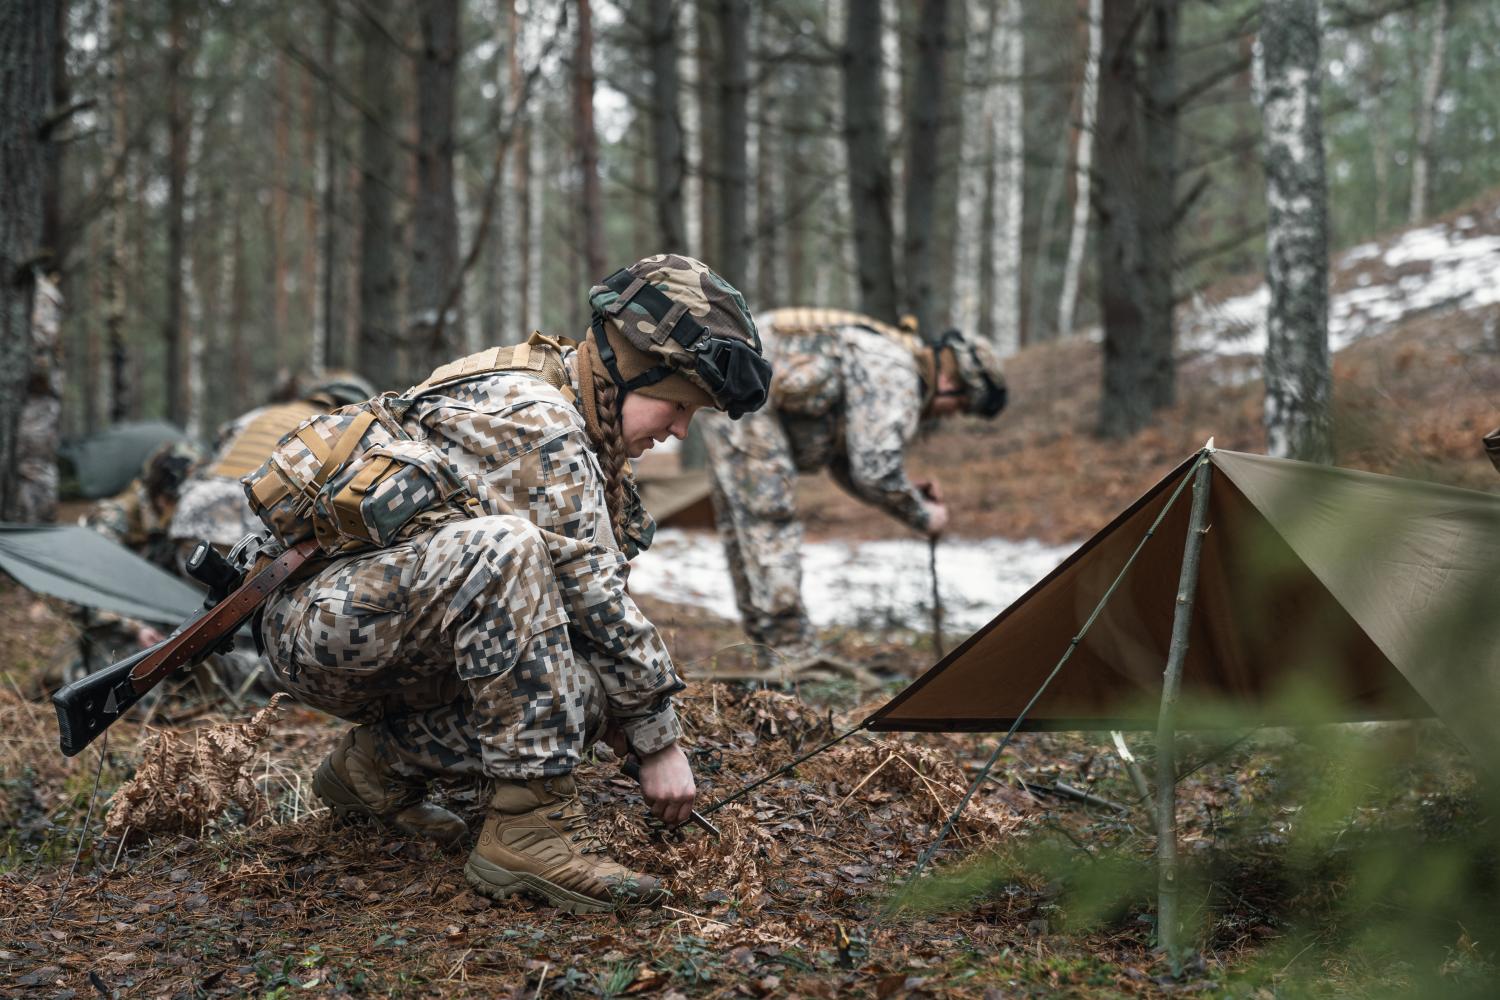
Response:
[1156,450,1213,970]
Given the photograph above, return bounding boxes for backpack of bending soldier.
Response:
[242,335,572,555]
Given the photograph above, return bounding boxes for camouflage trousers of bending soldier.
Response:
[261,515,606,781]
[700,411,816,658]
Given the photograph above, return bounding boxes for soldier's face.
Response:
[620,393,701,458]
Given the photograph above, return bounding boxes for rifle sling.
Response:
[128,539,320,695]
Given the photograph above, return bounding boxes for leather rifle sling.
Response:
[128,538,321,695]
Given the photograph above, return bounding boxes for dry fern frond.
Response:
[104,694,288,841]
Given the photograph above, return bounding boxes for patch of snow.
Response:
[630,529,1077,634]
[1181,214,1500,361]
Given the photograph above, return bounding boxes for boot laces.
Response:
[547,796,608,854]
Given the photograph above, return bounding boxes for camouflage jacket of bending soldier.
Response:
[760,309,933,533]
[397,347,684,752]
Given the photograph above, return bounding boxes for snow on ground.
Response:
[631,528,1077,633]
[1180,205,1500,359]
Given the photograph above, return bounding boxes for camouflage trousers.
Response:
[700,411,816,656]
[261,515,606,781]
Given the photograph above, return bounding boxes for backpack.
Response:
[243,335,573,555]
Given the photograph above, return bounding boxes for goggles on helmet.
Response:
[591,268,772,420]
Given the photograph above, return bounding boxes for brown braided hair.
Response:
[587,378,631,547]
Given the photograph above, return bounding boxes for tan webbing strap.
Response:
[311,410,377,491]
[250,469,290,507]
[295,425,331,464]
[512,342,532,369]
[210,401,326,479]
[771,307,928,371]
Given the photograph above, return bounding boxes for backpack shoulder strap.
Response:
[407,332,575,401]
[209,400,327,479]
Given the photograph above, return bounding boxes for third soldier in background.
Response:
[701,308,1008,675]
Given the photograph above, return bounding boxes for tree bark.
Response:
[1408,0,1450,224]
[357,0,402,391]
[271,53,291,373]
[989,0,1024,355]
[1094,0,1153,437]
[1057,0,1102,339]
[162,0,189,426]
[902,0,950,339]
[648,0,686,252]
[1,0,53,518]
[715,0,749,285]
[320,0,347,369]
[573,0,605,283]
[410,0,463,374]
[1260,0,1332,463]
[41,0,67,271]
[842,0,900,323]
[105,0,128,422]
[951,0,996,339]
[1139,0,1179,408]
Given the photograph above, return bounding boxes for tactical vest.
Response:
[209,401,327,480]
[766,308,937,413]
[244,334,573,555]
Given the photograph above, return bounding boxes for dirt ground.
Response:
[2,263,1497,996]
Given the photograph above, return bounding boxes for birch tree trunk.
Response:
[1261,0,1332,464]
[573,0,605,282]
[989,0,1024,356]
[1408,0,1450,224]
[410,0,463,373]
[0,0,52,517]
[678,2,702,258]
[1057,0,1102,339]
[951,0,996,339]
[902,0,951,340]
[715,0,750,285]
[649,0,686,251]
[357,0,402,390]
[843,0,900,323]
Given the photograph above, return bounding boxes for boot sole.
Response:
[463,855,664,915]
[311,756,466,847]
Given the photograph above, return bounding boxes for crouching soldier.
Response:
[701,308,1007,667]
[256,254,770,912]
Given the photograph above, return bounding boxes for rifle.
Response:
[52,538,318,757]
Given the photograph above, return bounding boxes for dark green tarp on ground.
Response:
[0,524,204,624]
[867,449,1500,766]
[58,421,192,500]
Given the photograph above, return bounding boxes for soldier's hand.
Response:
[924,500,950,538]
[637,741,697,827]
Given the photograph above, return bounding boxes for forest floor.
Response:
[3,194,1499,998]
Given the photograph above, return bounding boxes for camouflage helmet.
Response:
[305,371,375,408]
[141,440,203,504]
[587,253,772,419]
[936,329,1008,418]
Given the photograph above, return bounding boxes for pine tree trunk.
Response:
[41,0,67,270]
[1,0,53,517]
[902,0,950,339]
[1057,0,1102,338]
[1139,0,1179,408]
[1409,0,1450,223]
[843,0,900,322]
[648,0,686,251]
[715,0,750,285]
[1094,0,1153,438]
[105,0,129,422]
[272,54,291,372]
[320,1,347,369]
[410,0,463,373]
[162,0,189,425]
[573,0,605,282]
[1261,0,1331,463]
[357,0,402,391]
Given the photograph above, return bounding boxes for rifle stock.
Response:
[52,634,181,757]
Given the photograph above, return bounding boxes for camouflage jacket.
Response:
[399,350,683,754]
[81,481,179,571]
[765,317,931,532]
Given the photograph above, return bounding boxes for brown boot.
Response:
[464,775,668,914]
[312,726,468,847]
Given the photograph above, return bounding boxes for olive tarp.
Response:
[58,420,193,499]
[0,524,205,625]
[865,449,1500,766]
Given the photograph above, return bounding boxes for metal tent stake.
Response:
[1155,451,1213,971]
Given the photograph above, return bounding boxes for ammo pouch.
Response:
[243,334,573,556]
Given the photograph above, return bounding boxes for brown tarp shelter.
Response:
[638,469,717,530]
[866,449,1500,766]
